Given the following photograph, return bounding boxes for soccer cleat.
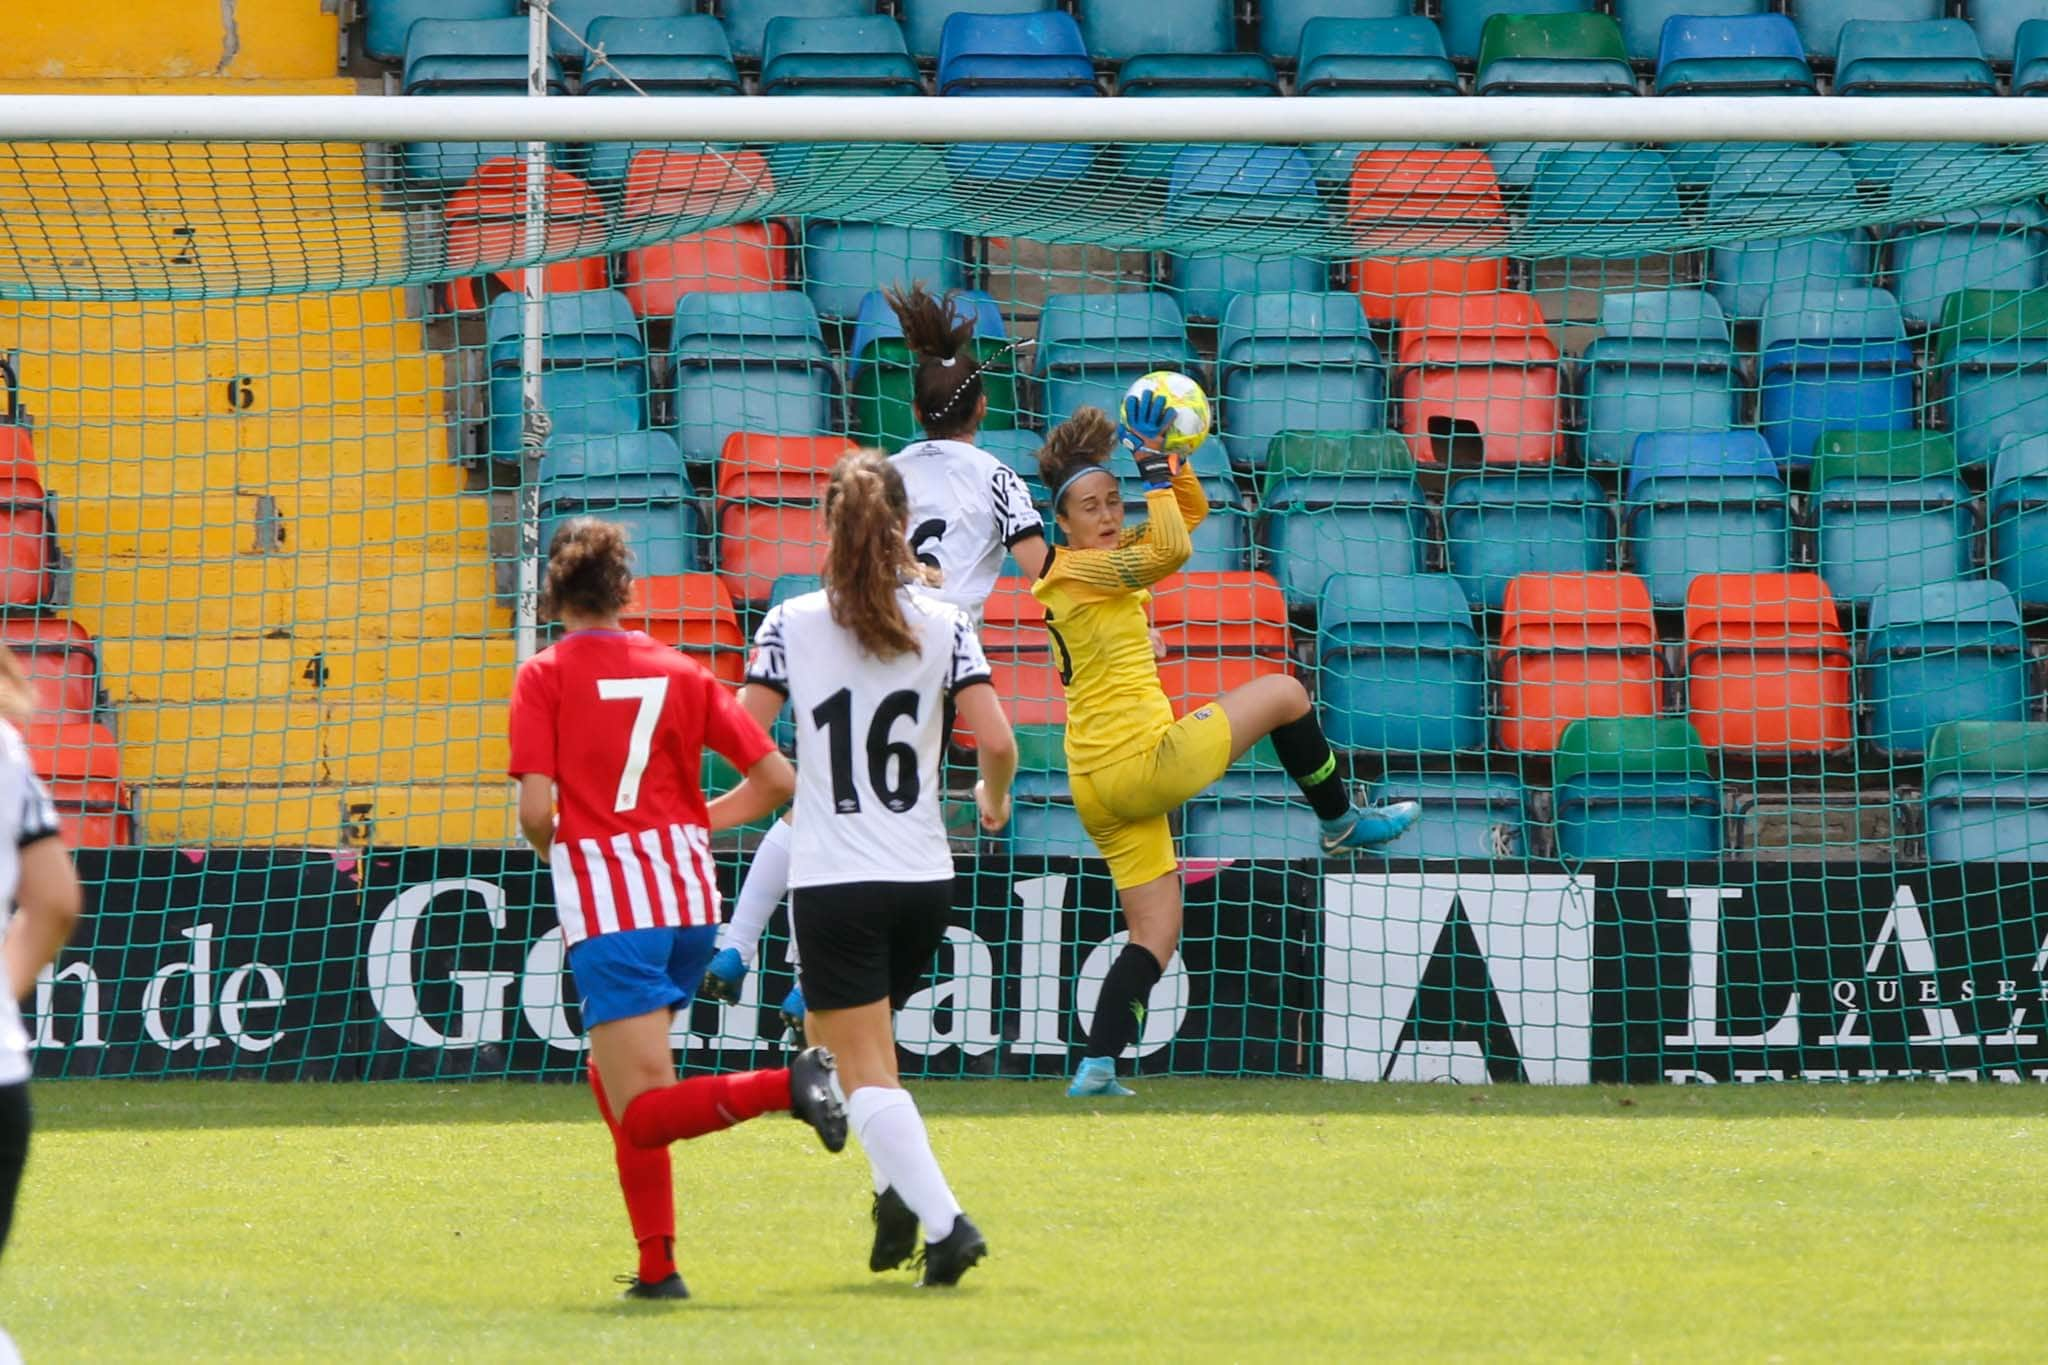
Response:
[916,1214,988,1288]
[788,1045,848,1152]
[870,1186,920,1273]
[699,947,747,1005]
[616,1272,689,1301]
[1066,1056,1136,1098]
[779,985,808,1043]
[1320,799,1421,855]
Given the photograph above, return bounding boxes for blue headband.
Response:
[1053,463,1115,512]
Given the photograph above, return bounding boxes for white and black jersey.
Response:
[747,588,992,889]
[0,723,58,1088]
[890,438,1044,624]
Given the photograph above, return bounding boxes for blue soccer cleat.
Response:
[1066,1056,1136,1098]
[1320,799,1421,855]
[699,947,748,1004]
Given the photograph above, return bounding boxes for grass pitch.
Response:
[8,1080,2048,1361]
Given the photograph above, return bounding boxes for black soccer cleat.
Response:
[870,1186,919,1273]
[616,1272,690,1301]
[916,1213,987,1288]
[789,1045,848,1153]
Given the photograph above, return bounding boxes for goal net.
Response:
[11,95,2048,1085]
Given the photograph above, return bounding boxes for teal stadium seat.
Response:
[1259,0,1415,62]
[1007,726,1096,860]
[486,290,647,463]
[1967,0,2035,66]
[1034,291,1195,424]
[1294,16,1460,177]
[1576,289,1739,469]
[1553,718,1721,861]
[1526,148,1682,277]
[1262,472,1430,609]
[1937,289,2048,469]
[1835,19,1996,95]
[1863,580,2029,759]
[1809,432,1976,609]
[1705,148,1871,322]
[1077,0,1235,60]
[539,432,701,577]
[2019,20,2048,94]
[1882,193,2048,334]
[1623,431,1789,609]
[546,0,690,65]
[979,428,1053,507]
[759,15,922,94]
[365,0,512,65]
[669,292,836,472]
[1756,287,1915,465]
[1923,722,2048,863]
[1317,573,1488,756]
[1118,53,1279,97]
[1166,251,1329,326]
[1792,0,1942,64]
[1653,13,1813,95]
[1111,465,1250,572]
[1369,768,1528,858]
[402,19,566,186]
[721,0,873,63]
[1989,437,2048,610]
[1443,472,1615,611]
[1216,292,1385,472]
[1181,746,1326,861]
[579,18,744,186]
[803,223,970,322]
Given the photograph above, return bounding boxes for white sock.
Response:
[847,1086,960,1242]
[719,818,792,965]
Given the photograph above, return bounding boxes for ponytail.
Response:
[823,450,936,660]
[886,282,985,440]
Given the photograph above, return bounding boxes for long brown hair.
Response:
[1036,405,1117,512]
[823,450,936,659]
[886,282,983,440]
[540,517,634,620]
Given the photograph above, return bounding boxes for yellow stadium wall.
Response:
[1,2,338,81]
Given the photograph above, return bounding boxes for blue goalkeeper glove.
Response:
[1118,390,1181,490]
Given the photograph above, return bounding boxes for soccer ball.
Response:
[1125,370,1211,457]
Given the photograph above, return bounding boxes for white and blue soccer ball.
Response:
[1125,370,1211,457]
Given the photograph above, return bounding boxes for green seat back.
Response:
[1476,11,1628,69]
[1936,287,2048,360]
[1924,721,2048,778]
[848,336,1022,448]
[1262,430,1415,495]
[1811,430,1959,484]
[1553,717,1711,788]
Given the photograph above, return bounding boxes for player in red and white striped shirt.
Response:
[508,517,848,1301]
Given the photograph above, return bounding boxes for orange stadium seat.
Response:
[980,577,1066,728]
[0,615,100,719]
[24,716,130,848]
[1343,149,1510,323]
[1150,572,1292,711]
[0,438,54,609]
[620,223,793,320]
[713,435,847,606]
[1496,572,1661,753]
[622,573,748,685]
[622,149,779,221]
[1684,572,1855,756]
[1395,291,1563,468]
[444,159,612,312]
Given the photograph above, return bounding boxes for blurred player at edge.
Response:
[739,450,1015,1286]
[1031,396,1421,1098]
[703,283,1050,1020]
[0,649,83,1363]
[508,518,848,1301]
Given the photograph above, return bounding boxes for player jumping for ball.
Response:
[1033,395,1420,1098]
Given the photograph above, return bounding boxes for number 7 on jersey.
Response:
[596,676,669,812]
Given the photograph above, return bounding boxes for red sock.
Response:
[620,1068,793,1148]
[589,1064,676,1283]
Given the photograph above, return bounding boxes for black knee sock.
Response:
[1085,944,1165,1061]
[1269,714,1350,822]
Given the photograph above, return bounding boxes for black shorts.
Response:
[790,880,951,1013]
[0,1082,29,1261]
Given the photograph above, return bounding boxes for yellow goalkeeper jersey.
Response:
[1031,466,1209,776]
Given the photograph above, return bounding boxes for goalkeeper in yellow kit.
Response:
[1032,393,1419,1098]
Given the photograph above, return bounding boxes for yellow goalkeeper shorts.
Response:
[1069,703,1235,890]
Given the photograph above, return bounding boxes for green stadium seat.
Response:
[1924,721,2048,862]
[1261,430,1415,497]
[1553,718,1720,861]
[1440,0,1590,65]
[845,289,1017,447]
[1474,12,1633,93]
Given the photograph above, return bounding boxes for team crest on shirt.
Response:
[1193,707,1213,720]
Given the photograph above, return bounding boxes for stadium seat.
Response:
[619,223,791,322]
[1474,12,1634,95]
[669,291,836,473]
[1705,149,1871,323]
[485,290,648,463]
[1757,287,1916,465]
[1007,724,1095,858]
[1395,292,1563,469]
[981,578,1067,727]
[1684,573,1854,756]
[443,161,610,314]
[1077,0,1234,60]
[1621,0,1766,67]
[622,574,748,684]
[1182,749,1328,861]
[1883,200,2048,334]
[937,11,1099,181]
[1216,292,1385,471]
[803,223,970,323]
[1343,149,1510,323]
[365,0,514,66]
[1863,580,2028,759]
[1443,473,1614,612]
[1440,0,1591,66]
[546,0,690,64]
[1936,288,2048,469]
[1968,0,2034,66]
[1496,572,1661,754]
[1923,721,2048,862]
[1526,149,1683,278]
[1262,473,1429,609]
[979,428,1051,507]
[1295,17,1461,95]
[578,18,746,186]
[721,0,874,63]
[1161,146,1321,228]
[0,437,55,611]
[1261,430,1416,493]
[1622,430,1790,609]
[713,434,851,605]
[25,718,131,849]
[1149,573,1291,710]
[1317,573,1486,756]
[1791,0,1943,65]
[616,146,777,226]
[845,288,1017,446]
[1576,290,1739,470]
[759,15,922,94]
[540,431,701,577]
[1989,436,2048,609]
[1261,0,1416,63]
[1368,767,1528,858]
[1834,19,1996,95]
[1106,465,1248,573]
[401,19,565,186]
[1653,12,1813,95]
[2020,20,2048,93]
[1166,252,1328,326]
[0,616,100,720]
[1810,431,1974,608]
[1119,52,1281,97]
[903,0,1051,60]
[1034,291,1194,423]
[1553,717,1721,860]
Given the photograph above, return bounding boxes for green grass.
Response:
[11,1081,2048,1361]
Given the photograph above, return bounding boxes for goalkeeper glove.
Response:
[1118,390,1182,490]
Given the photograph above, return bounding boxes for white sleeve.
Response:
[991,464,1044,548]
[948,612,993,694]
[745,605,791,695]
[17,771,57,847]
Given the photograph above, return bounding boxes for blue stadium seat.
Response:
[1653,12,1813,94]
[1440,0,1590,66]
[1618,0,1765,67]
[486,290,647,462]
[669,292,836,472]
[1216,292,1385,471]
[402,19,566,186]
[546,0,690,65]
[903,0,1052,60]
[938,11,1098,181]
[846,288,1004,377]
[1156,144,1321,224]
[1576,290,1739,469]
[1923,722,2048,863]
[1990,437,2048,610]
[1883,198,2048,335]
[1295,17,1462,94]
[366,0,513,65]
[1443,473,1615,611]
[721,0,874,63]
[1864,580,2028,759]
[1835,19,1997,94]
[1622,431,1789,609]
[1810,433,1976,608]
[1181,753,1327,861]
[1705,149,1871,322]
[1757,287,1915,465]
[579,18,745,185]
[1938,289,2048,469]
[1166,252,1329,326]
[804,224,970,323]
[1034,291,1194,422]
[1791,0,1942,64]
[1118,52,1280,96]
[760,15,922,94]
[1077,0,1234,60]
[1969,0,2034,66]
[1260,0,1415,63]
[1553,717,1721,860]
[1368,768,1528,858]
[1263,474,1430,608]
[1317,574,1488,756]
